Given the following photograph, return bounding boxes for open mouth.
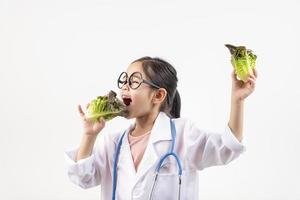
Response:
[123,98,132,106]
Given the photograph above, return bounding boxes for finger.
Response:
[247,76,256,82]
[78,105,85,117]
[101,117,105,123]
[253,68,258,78]
[246,78,256,88]
[98,117,105,124]
[249,73,257,81]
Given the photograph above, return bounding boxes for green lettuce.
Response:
[225,44,257,82]
[86,90,129,122]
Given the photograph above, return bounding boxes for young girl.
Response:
[65,57,257,200]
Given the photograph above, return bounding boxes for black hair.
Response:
[131,56,181,118]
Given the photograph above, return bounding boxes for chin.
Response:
[123,111,134,120]
[124,115,133,120]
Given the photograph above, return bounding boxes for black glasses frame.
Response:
[117,72,160,90]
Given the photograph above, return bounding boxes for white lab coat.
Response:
[65,111,246,200]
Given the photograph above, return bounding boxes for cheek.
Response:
[131,92,152,107]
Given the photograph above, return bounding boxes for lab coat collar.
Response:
[150,111,173,143]
[124,111,172,143]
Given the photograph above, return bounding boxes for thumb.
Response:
[231,70,238,81]
[78,104,85,117]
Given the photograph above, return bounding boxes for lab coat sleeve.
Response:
[64,134,108,189]
[186,121,246,170]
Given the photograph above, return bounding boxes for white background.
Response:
[1,0,300,199]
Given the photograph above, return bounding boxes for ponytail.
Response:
[170,90,181,118]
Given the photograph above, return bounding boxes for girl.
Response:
[65,57,257,200]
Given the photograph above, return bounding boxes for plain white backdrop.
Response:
[1,0,300,199]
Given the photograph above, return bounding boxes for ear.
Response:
[152,88,167,105]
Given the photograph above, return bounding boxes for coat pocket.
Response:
[149,170,197,200]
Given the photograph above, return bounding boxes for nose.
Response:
[121,80,130,91]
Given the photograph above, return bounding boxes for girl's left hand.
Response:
[231,68,258,102]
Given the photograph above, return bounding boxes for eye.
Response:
[130,76,141,83]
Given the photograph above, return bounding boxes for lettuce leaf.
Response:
[86,90,129,122]
[225,44,257,82]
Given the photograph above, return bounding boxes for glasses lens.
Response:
[118,72,127,89]
[129,72,143,89]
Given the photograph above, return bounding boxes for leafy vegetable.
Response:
[86,90,129,122]
[225,44,257,82]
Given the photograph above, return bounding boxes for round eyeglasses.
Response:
[117,72,160,90]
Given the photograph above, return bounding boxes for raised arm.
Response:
[228,69,257,142]
[186,69,258,170]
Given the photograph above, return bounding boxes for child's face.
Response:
[119,61,157,119]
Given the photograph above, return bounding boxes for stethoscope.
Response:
[112,118,183,200]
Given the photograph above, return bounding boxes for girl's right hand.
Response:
[78,104,106,136]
